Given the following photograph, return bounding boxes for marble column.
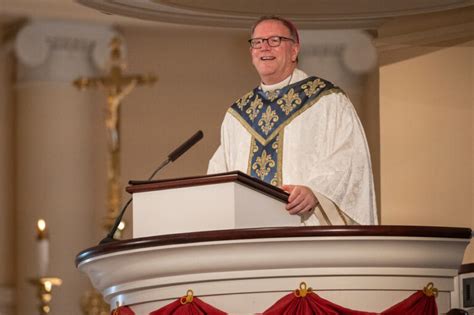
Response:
[14,20,117,315]
[0,27,16,315]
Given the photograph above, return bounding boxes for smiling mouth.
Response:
[260,56,276,61]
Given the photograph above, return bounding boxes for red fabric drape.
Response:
[110,306,135,315]
[110,284,438,315]
[149,296,226,315]
[263,291,377,315]
[381,291,438,315]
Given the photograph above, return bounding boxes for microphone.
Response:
[99,130,204,245]
[169,130,203,162]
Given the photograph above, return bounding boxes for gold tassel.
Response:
[180,289,194,304]
[294,282,313,298]
[422,282,439,297]
[112,301,121,315]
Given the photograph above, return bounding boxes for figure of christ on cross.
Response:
[73,37,157,231]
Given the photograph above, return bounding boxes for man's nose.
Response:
[260,39,271,50]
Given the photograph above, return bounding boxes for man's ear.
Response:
[292,43,300,62]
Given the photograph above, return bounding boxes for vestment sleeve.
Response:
[208,145,227,174]
[207,113,230,174]
[301,92,377,225]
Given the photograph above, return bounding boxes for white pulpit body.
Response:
[77,172,473,314]
[127,171,299,238]
[77,226,472,314]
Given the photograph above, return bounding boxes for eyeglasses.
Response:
[248,36,295,49]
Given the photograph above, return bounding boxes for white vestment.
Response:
[208,69,378,225]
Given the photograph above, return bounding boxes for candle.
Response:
[36,219,49,278]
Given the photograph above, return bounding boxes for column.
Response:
[14,20,117,315]
[0,25,16,315]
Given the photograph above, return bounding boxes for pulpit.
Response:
[76,172,473,314]
[128,171,299,237]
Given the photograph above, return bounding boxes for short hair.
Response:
[250,15,300,43]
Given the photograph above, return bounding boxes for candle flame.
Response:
[37,219,48,240]
[37,219,46,232]
[118,221,126,231]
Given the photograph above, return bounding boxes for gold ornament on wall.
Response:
[74,36,157,314]
[73,36,157,233]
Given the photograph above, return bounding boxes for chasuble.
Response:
[208,69,377,225]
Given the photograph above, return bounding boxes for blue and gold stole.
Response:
[228,76,341,186]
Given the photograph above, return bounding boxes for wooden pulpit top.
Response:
[126,171,289,203]
[76,225,472,267]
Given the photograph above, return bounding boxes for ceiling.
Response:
[1,0,473,30]
[75,0,474,29]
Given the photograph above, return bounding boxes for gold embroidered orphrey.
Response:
[230,78,340,146]
[277,88,302,115]
[230,77,342,186]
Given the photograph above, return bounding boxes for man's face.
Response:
[250,20,300,85]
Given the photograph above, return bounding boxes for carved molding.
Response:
[75,0,473,29]
[14,20,119,82]
[375,22,474,52]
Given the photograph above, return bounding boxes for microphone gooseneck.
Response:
[99,130,204,245]
[168,130,203,162]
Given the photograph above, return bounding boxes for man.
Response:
[208,16,378,225]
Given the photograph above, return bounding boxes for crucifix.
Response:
[74,37,157,234]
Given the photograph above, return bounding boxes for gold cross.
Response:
[73,37,157,230]
[73,37,157,151]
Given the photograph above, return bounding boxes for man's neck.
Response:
[261,74,292,92]
[261,68,296,86]
[260,68,309,92]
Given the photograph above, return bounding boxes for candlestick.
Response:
[36,219,49,278]
[29,277,62,315]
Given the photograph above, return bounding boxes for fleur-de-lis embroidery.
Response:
[270,173,278,186]
[270,135,280,186]
[258,106,279,135]
[265,90,279,102]
[251,138,259,154]
[277,88,302,115]
[272,137,279,151]
[302,79,326,97]
[246,96,263,121]
[247,137,259,175]
[236,91,254,110]
[252,150,275,180]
